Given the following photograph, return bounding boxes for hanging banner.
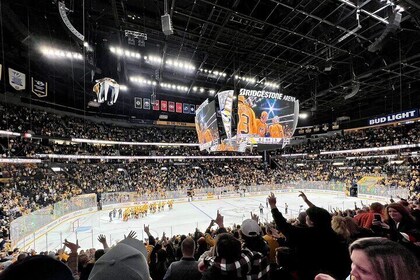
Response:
[161,100,168,111]
[176,102,182,113]
[190,104,196,114]
[0,64,2,80]
[143,98,151,110]
[168,101,175,112]
[183,103,190,114]
[153,100,160,110]
[8,68,26,91]
[134,97,142,109]
[31,78,48,97]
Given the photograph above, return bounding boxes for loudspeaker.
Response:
[161,14,174,36]
[368,11,401,52]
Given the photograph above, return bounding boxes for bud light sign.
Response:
[368,109,418,126]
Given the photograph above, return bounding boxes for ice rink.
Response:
[28,192,370,252]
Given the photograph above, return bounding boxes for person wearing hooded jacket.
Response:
[267,192,350,280]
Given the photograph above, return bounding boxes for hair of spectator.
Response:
[181,237,195,257]
[215,233,242,261]
[369,202,384,213]
[349,237,420,280]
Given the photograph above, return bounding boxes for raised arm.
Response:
[298,191,315,208]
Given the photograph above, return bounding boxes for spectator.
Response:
[315,237,420,280]
[163,237,201,280]
[268,192,350,280]
[331,216,373,244]
[353,202,384,229]
[89,236,150,280]
[0,255,74,280]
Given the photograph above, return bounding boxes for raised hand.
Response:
[124,230,137,239]
[215,210,224,228]
[144,224,150,234]
[250,212,259,223]
[298,191,308,201]
[97,234,107,244]
[267,192,277,209]
[64,239,80,253]
[97,234,109,249]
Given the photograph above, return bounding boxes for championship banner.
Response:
[161,100,168,111]
[190,104,196,114]
[176,102,182,113]
[134,97,142,109]
[31,78,48,97]
[143,98,151,110]
[8,68,26,91]
[168,101,175,112]
[183,103,190,114]
[153,100,160,110]
[0,64,2,80]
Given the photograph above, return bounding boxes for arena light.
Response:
[119,85,128,91]
[299,113,309,119]
[144,55,163,65]
[0,130,20,136]
[0,158,41,163]
[165,59,195,72]
[36,154,262,160]
[39,46,83,60]
[130,76,157,86]
[109,46,141,59]
[264,81,280,89]
[322,144,420,155]
[160,82,188,92]
[280,153,308,157]
[235,75,256,84]
[71,138,199,146]
[199,68,227,78]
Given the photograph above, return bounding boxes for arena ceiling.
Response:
[1,0,420,125]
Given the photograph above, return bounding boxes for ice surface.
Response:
[30,192,368,252]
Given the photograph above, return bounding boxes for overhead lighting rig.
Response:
[199,68,227,78]
[39,45,83,60]
[109,46,141,59]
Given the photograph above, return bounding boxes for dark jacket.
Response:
[163,257,202,280]
[271,208,350,280]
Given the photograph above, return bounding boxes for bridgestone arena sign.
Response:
[239,88,297,102]
[368,109,419,126]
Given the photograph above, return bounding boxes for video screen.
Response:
[236,89,299,144]
[195,100,220,151]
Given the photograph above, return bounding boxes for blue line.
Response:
[189,201,213,220]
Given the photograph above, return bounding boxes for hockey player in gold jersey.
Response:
[237,95,257,135]
[269,116,285,138]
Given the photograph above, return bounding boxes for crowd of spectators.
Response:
[1,102,420,279]
[1,101,420,159]
[1,157,419,238]
[1,192,420,280]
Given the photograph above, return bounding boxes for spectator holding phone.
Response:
[315,237,420,280]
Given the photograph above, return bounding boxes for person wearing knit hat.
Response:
[0,255,73,280]
[88,236,150,280]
